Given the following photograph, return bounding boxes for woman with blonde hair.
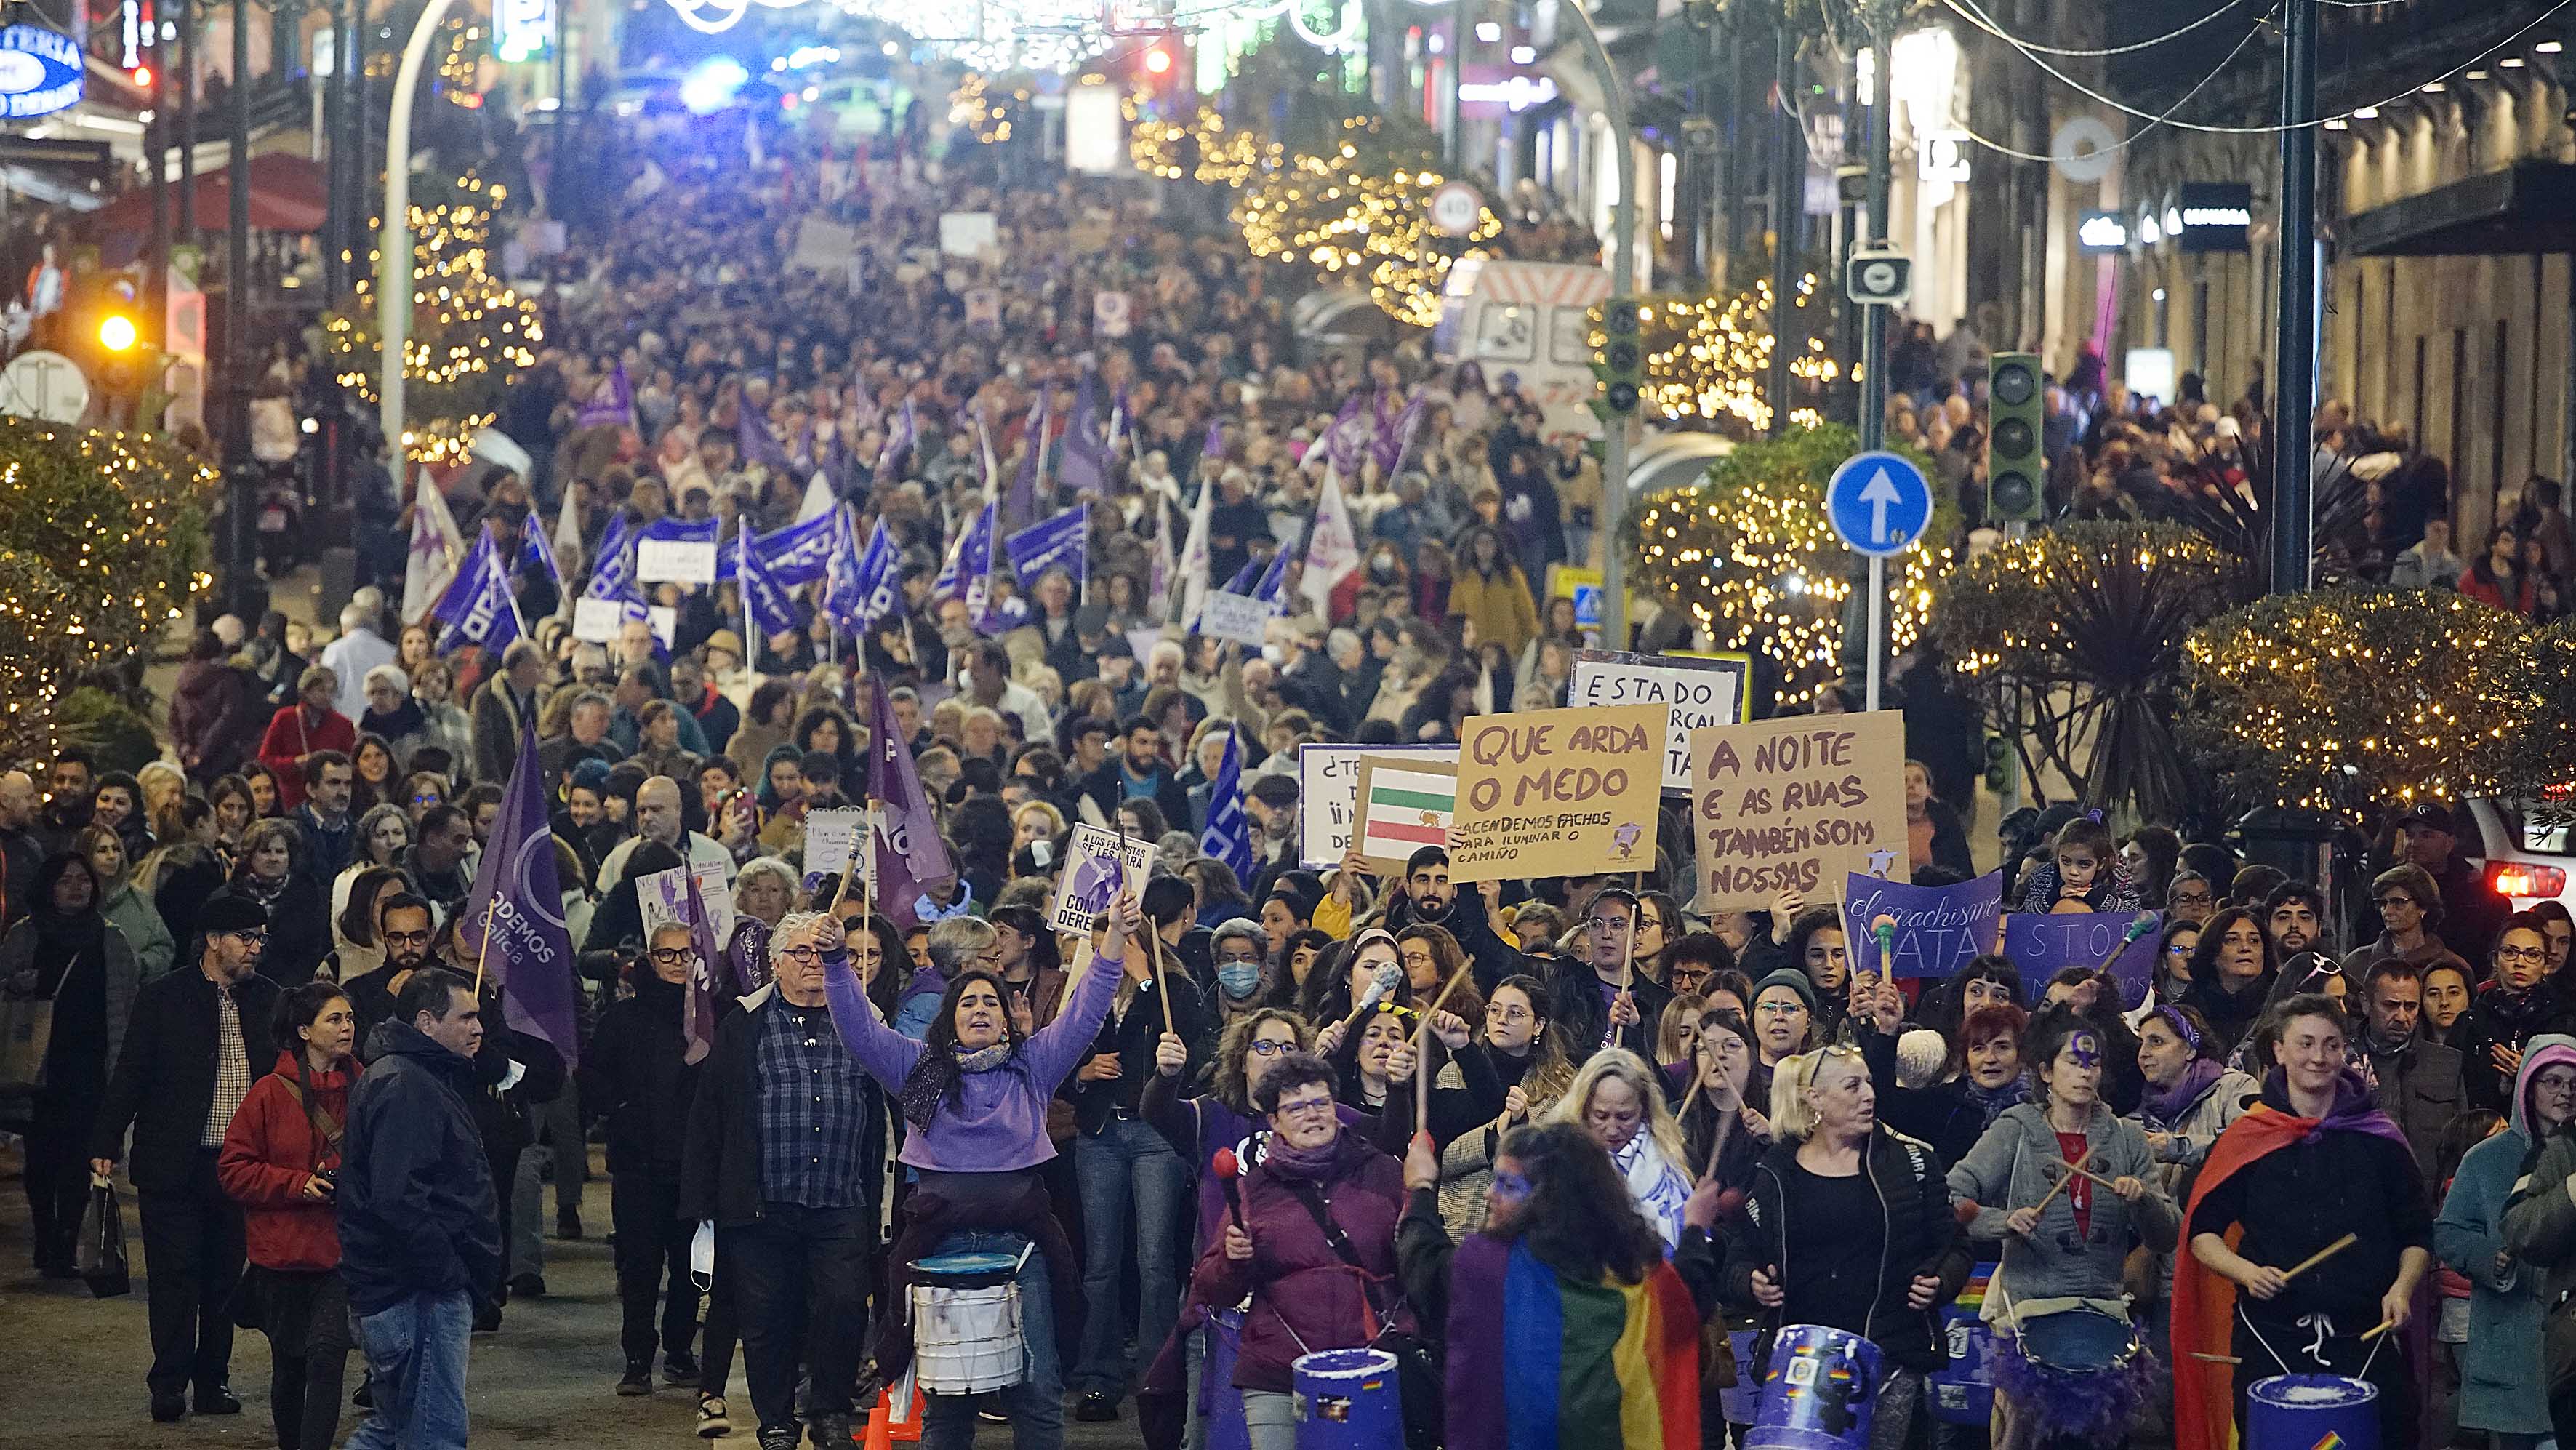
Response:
[1546,1047,1693,1246]
[1656,992,1709,1069]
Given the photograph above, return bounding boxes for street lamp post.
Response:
[220,0,257,617]
[2269,0,2319,593]
[377,0,460,464]
[1549,0,1638,648]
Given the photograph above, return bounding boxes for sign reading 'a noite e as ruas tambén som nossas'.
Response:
[1445,702,1665,884]
[1689,711,1909,911]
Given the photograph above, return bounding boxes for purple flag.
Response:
[575,363,635,432]
[737,400,790,470]
[681,863,724,1065]
[1373,391,1428,477]
[458,729,581,1068]
[866,683,955,929]
[1326,393,1365,478]
[1057,372,1107,497]
[1005,399,1047,530]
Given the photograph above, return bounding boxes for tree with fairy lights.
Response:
[1598,280,1840,436]
[2181,589,2532,816]
[1231,116,1501,329]
[1625,424,1952,711]
[2500,615,2576,818]
[1933,522,2239,825]
[321,172,543,467]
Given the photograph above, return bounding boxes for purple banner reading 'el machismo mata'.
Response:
[1841,870,2005,981]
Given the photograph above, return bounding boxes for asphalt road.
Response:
[0,1145,1139,1449]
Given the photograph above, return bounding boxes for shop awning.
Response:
[83,151,328,263]
[2343,161,2576,257]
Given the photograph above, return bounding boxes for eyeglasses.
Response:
[1757,1001,1807,1018]
[649,948,694,966]
[2170,891,2213,906]
[776,945,824,964]
[382,929,433,948]
[226,929,268,944]
[1273,1094,1336,1118]
[2498,946,2548,965]
[2378,895,2420,910]
[1248,1039,1297,1057]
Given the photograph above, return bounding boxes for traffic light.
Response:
[1986,352,2043,523]
[1596,297,1643,417]
[97,312,139,353]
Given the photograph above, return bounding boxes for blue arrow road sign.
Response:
[1825,451,1934,557]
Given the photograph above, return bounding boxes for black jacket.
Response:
[1070,969,1210,1137]
[205,876,333,987]
[1075,761,1192,838]
[680,985,888,1228]
[1382,886,1525,997]
[92,966,281,1190]
[1547,956,1673,1065]
[337,1021,503,1318]
[579,973,702,1181]
[1720,1126,1972,1372]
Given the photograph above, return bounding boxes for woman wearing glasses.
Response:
[2454,913,2569,1112]
[1429,974,1576,1237]
[822,892,1136,1450]
[1189,1049,1415,1450]
[1720,1042,1973,1450]
[580,921,713,1398]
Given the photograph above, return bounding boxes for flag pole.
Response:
[470,891,498,996]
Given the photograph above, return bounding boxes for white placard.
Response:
[635,538,717,585]
[1568,649,1754,792]
[1197,590,1270,646]
[636,862,736,948]
[1093,289,1131,338]
[572,596,624,643]
[1048,823,1155,936]
[646,606,676,648]
[938,212,999,259]
[801,808,866,894]
[790,217,857,273]
[1296,744,1460,869]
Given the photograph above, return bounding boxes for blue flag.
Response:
[716,511,838,586]
[640,516,721,546]
[432,533,523,655]
[737,400,790,471]
[828,516,899,635]
[520,512,563,594]
[583,512,636,601]
[737,528,801,641]
[1251,545,1290,615]
[934,502,995,604]
[1198,728,1253,884]
[459,729,581,1068]
[1004,502,1088,588]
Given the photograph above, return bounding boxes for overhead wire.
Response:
[1951,0,2263,58]
[1949,3,2276,161]
[1945,0,2574,135]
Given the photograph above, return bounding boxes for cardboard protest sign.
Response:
[1299,744,1459,868]
[1447,703,1664,884]
[2003,910,2164,1009]
[1197,590,1269,646]
[1049,823,1155,935]
[1841,870,2006,980]
[637,862,737,949]
[801,808,866,894]
[571,596,622,643]
[1689,711,1909,911]
[1349,757,1458,876]
[1569,649,1753,792]
[636,537,717,585]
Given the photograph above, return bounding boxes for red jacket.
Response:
[217,1051,353,1272]
[255,704,356,812]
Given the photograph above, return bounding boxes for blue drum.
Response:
[2247,1374,2378,1450]
[1291,1347,1403,1450]
[1746,1324,1884,1450]
[1717,1329,1761,1425]
[1926,1305,1999,1426]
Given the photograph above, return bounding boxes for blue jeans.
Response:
[1072,1116,1190,1398]
[921,1230,1061,1450]
[341,1289,472,1450]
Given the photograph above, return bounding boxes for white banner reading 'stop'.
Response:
[1570,649,1753,792]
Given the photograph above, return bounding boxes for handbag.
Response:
[0,989,53,1095]
[79,1174,129,1298]
[1277,1179,1442,1450]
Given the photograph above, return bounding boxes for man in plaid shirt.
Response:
[682,910,888,1450]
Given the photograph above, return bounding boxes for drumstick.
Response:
[2188,1353,2242,1365]
[1413,957,1476,1127]
[2279,1233,2359,1284]
[2048,1158,2124,1193]
[2358,1318,2399,1343]
[2031,1153,2095,1215]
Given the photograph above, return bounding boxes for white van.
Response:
[1431,257,1614,436]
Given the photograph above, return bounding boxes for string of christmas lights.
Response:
[1587,278,1838,433]
[1229,118,1499,329]
[1626,424,1951,710]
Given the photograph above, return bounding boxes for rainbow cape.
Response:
[1444,1236,1700,1450]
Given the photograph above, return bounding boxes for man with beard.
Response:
[344,895,437,1051]
[397,806,477,914]
[1076,716,1191,833]
[2263,882,2332,963]
[1325,845,1525,993]
[37,748,95,859]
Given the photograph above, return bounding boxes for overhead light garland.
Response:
[1626,423,1952,710]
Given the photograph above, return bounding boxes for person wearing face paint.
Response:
[2175,906,2279,1058]
[2175,993,2433,1450]
[2451,912,2573,1113]
[822,892,1136,1450]
[216,981,360,1450]
[1189,1049,1418,1450]
[1395,1119,1723,1450]
[1945,1007,2177,1449]
[2435,1033,2576,1449]
[1721,1042,1973,1450]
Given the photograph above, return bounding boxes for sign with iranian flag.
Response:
[1349,757,1458,876]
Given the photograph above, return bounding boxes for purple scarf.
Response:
[2260,1066,2412,1152]
[2141,1057,2229,1127]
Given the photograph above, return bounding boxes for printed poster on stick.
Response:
[1349,757,1458,876]
[1688,711,1909,911]
[1299,744,1458,869]
[1049,822,1155,935]
[1446,703,1664,884]
[636,862,737,948]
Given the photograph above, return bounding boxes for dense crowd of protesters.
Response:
[8,92,2576,1450]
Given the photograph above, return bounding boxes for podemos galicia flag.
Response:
[457,729,580,1068]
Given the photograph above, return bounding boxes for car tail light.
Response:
[2489,862,2569,899]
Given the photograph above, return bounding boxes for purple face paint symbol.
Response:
[2069,1032,2101,1073]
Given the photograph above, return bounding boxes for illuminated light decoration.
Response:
[1286,0,1364,54]
[2183,590,2537,817]
[667,0,752,34]
[679,55,751,113]
[2076,211,2127,251]
[1231,116,1503,329]
[1143,44,1171,73]
[1456,76,1554,111]
[1626,425,1951,710]
[1508,44,1535,63]
[492,0,550,62]
[1582,279,1838,433]
[0,23,85,119]
[97,314,138,352]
